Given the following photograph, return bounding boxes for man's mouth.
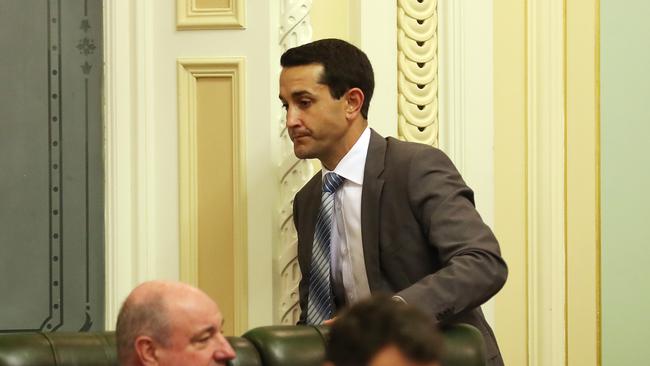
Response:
[290,132,310,141]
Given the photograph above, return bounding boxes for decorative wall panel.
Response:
[0,0,104,332]
[397,0,439,146]
[276,0,314,325]
[178,58,247,335]
[177,0,245,30]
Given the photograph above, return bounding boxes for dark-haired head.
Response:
[324,294,443,366]
[281,38,374,119]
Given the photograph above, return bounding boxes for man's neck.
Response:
[321,120,368,170]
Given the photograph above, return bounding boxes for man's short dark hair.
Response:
[325,294,443,366]
[280,38,374,119]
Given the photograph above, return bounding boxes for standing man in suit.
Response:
[279,38,507,366]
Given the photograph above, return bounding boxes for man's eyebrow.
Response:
[190,325,216,341]
[291,90,314,98]
[279,91,314,103]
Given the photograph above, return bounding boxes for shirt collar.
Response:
[322,127,370,185]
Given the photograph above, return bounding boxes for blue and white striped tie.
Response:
[306,172,345,325]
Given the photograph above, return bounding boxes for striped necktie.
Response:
[306,172,345,324]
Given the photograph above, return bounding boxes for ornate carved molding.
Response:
[397,0,439,146]
[176,0,246,30]
[276,0,313,325]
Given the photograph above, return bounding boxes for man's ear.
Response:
[344,88,365,120]
[134,336,159,365]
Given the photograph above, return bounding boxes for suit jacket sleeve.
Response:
[396,147,508,322]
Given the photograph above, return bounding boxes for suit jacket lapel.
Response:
[361,129,386,291]
[299,173,322,268]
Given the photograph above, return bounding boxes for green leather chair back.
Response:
[0,323,486,366]
[440,324,487,366]
[0,332,257,366]
[229,337,263,366]
[242,326,327,366]
[0,332,116,366]
[242,324,486,366]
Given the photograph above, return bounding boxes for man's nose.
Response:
[213,334,236,361]
[285,107,300,128]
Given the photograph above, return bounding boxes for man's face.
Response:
[155,294,235,366]
[279,64,351,169]
[368,345,439,366]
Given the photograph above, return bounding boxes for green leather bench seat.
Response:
[0,324,486,366]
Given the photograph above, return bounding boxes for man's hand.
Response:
[323,317,337,326]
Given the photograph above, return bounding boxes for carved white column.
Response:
[275,0,314,325]
[397,0,439,146]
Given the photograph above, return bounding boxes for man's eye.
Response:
[197,336,211,343]
[299,100,312,108]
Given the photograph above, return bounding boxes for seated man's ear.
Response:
[134,336,159,365]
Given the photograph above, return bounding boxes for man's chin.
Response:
[293,146,314,160]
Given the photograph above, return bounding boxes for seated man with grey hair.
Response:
[324,294,443,366]
[116,280,235,366]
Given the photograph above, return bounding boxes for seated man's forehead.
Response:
[368,345,439,366]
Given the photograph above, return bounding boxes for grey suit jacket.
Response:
[293,129,507,364]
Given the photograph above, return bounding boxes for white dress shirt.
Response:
[322,127,372,305]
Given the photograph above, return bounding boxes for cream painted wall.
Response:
[438,0,497,327]
[353,1,398,138]
[494,0,601,365]
[105,0,506,339]
[311,0,349,41]
[310,0,397,138]
[493,2,527,365]
[601,0,650,363]
[311,0,500,332]
[163,1,278,330]
[311,0,500,331]
[105,0,277,329]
